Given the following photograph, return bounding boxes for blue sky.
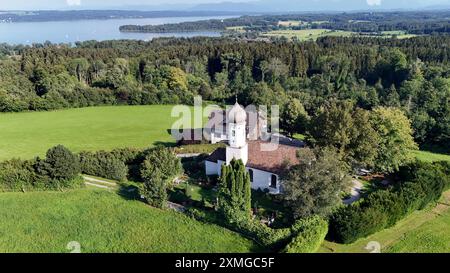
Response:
[1,0,449,11]
[0,0,250,10]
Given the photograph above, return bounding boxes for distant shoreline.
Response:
[0,10,243,23]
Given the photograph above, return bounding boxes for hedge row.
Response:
[79,151,129,181]
[329,161,449,244]
[78,147,145,182]
[284,216,328,253]
[78,146,206,183]
[186,208,328,252]
[0,145,83,192]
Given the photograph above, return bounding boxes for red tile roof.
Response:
[206,140,300,174]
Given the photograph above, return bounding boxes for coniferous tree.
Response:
[141,170,167,209]
[218,159,251,223]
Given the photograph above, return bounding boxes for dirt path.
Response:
[83,175,117,189]
[343,179,364,205]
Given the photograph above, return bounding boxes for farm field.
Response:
[379,30,418,39]
[0,105,194,161]
[226,26,246,33]
[320,191,450,253]
[262,29,355,41]
[262,29,417,41]
[0,188,259,253]
[277,20,303,27]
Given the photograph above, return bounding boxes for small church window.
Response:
[248,169,254,183]
[232,130,236,137]
[270,175,277,189]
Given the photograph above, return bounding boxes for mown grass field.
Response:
[277,20,303,27]
[262,29,355,41]
[262,29,417,41]
[1,105,447,162]
[379,30,418,39]
[320,191,450,253]
[0,105,186,161]
[0,189,259,253]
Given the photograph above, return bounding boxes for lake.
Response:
[0,15,235,45]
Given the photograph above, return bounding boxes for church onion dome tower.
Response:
[226,101,248,165]
[228,102,247,124]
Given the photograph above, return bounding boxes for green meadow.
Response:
[262,29,417,41]
[0,105,188,161]
[262,29,355,41]
[0,106,448,162]
[0,189,258,253]
[410,150,450,163]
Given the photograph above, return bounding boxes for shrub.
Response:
[187,207,328,252]
[139,147,183,183]
[36,145,80,181]
[141,170,167,209]
[0,146,83,192]
[232,217,292,249]
[79,151,128,181]
[186,207,292,250]
[328,203,389,244]
[139,147,182,208]
[110,147,142,165]
[284,216,328,253]
[0,159,44,191]
[437,161,450,190]
[328,161,449,244]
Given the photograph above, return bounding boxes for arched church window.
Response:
[270,175,277,189]
[248,169,254,183]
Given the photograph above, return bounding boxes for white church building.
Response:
[205,102,302,194]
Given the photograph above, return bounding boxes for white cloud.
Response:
[66,0,81,6]
[367,0,382,6]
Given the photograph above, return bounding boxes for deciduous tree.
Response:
[282,147,351,219]
[370,107,417,173]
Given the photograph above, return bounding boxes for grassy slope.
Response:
[410,150,450,163]
[386,207,450,253]
[0,189,259,253]
[0,105,183,161]
[320,191,450,253]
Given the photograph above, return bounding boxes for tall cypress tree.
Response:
[218,159,252,222]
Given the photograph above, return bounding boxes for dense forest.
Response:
[119,11,450,34]
[0,35,449,152]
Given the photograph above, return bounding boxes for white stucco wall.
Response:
[226,144,248,165]
[247,167,280,194]
[205,161,219,176]
[228,122,247,148]
[205,160,281,194]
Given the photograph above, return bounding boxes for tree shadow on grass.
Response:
[419,144,450,155]
[117,183,141,201]
[152,141,177,148]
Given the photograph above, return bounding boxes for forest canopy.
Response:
[0,35,448,152]
[119,11,450,34]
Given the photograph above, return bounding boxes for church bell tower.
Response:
[226,101,248,165]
